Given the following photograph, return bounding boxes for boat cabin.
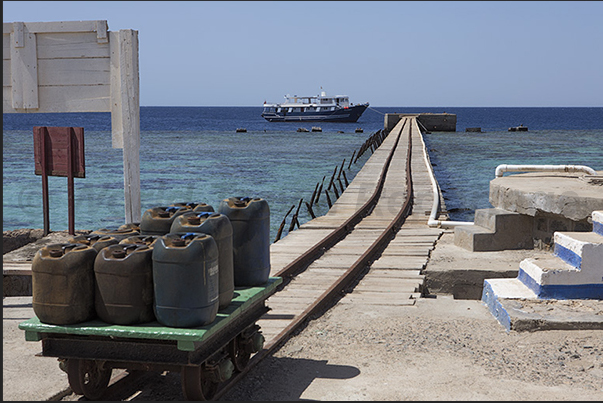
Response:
[263,91,351,114]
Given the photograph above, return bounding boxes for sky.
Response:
[3,1,603,107]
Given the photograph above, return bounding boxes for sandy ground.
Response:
[220,295,603,401]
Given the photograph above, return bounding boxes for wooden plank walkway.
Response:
[259,117,446,341]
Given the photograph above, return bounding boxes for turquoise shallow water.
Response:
[423,128,603,221]
[3,111,378,241]
[3,107,602,241]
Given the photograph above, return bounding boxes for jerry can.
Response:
[69,234,119,252]
[152,233,219,327]
[94,244,155,325]
[118,222,141,232]
[170,211,234,310]
[140,206,189,236]
[169,202,215,213]
[217,197,270,286]
[31,243,97,325]
[91,227,140,242]
[119,234,160,247]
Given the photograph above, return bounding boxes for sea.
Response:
[3,107,603,243]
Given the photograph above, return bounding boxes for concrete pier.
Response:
[384,113,457,132]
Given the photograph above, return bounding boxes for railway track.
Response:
[217,116,418,400]
[60,116,432,401]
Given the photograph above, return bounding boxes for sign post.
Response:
[33,126,85,236]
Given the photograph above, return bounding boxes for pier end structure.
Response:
[488,171,603,248]
[384,113,456,132]
[3,20,141,225]
[454,171,603,252]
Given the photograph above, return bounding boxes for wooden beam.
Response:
[110,29,141,224]
[10,22,39,110]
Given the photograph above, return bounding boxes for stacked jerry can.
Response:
[94,243,155,325]
[218,197,271,287]
[32,243,98,325]
[170,211,234,310]
[152,232,220,327]
[30,197,271,329]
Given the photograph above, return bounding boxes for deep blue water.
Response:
[3,107,602,241]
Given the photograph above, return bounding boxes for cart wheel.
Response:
[181,365,219,401]
[66,359,112,400]
[228,335,251,372]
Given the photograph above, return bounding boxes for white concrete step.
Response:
[518,257,602,299]
[481,277,537,331]
[553,231,603,270]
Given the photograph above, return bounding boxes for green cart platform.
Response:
[19,277,282,401]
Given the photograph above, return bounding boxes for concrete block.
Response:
[482,278,537,331]
[553,231,603,270]
[518,257,603,299]
[482,281,603,331]
[454,208,533,251]
[474,208,533,232]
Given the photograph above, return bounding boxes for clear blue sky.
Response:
[4,1,602,107]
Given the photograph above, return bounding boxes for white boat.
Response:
[261,90,369,122]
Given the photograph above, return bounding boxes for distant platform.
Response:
[384,113,456,132]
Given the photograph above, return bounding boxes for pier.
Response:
[260,117,443,343]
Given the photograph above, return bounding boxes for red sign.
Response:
[33,126,85,178]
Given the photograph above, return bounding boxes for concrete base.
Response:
[454,208,533,252]
[424,230,549,299]
[384,113,456,132]
[489,171,603,224]
[482,279,603,332]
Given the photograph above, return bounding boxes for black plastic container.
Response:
[217,197,270,287]
[152,233,219,328]
[91,227,140,242]
[118,222,141,232]
[69,234,119,252]
[119,234,160,247]
[94,244,155,325]
[140,206,189,236]
[31,243,97,325]
[170,212,235,310]
[169,202,215,213]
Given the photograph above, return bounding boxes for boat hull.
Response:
[262,103,368,123]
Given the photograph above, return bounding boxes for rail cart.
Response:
[19,277,282,401]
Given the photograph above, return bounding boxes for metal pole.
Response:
[67,128,75,235]
[40,127,50,236]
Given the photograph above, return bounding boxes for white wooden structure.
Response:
[3,20,141,224]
